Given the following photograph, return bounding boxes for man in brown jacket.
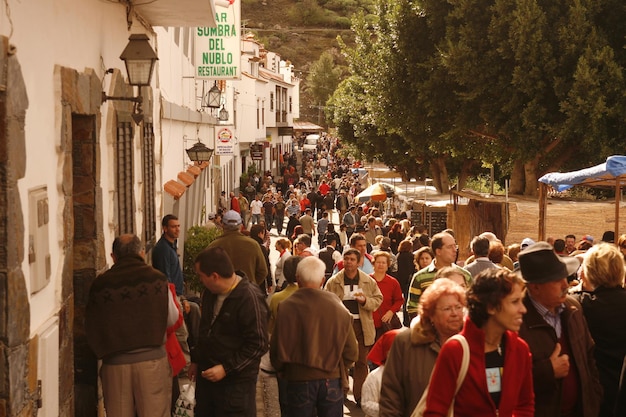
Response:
[270,257,358,417]
[518,242,602,417]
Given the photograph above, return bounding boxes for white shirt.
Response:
[250,200,263,215]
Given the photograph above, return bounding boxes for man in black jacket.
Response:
[318,236,341,279]
[190,246,269,417]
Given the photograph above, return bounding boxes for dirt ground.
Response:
[506,196,625,246]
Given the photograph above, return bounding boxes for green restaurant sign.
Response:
[195,0,241,80]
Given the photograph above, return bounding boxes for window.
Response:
[262,100,265,126]
[275,86,288,123]
[116,122,135,234]
[270,92,274,111]
[289,96,292,114]
[142,123,156,251]
[256,99,260,129]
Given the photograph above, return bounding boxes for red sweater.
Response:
[424,317,534,417]
[370,274,404,328]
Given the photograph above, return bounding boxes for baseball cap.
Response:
[581,235,594,244]
[520,238,535,250]
[222,210,242,226]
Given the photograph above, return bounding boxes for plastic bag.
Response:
[173,383,195,417]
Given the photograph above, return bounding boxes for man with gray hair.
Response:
[464,231,515,270]
[464,235,500,277]
[271,257,358,417]
[207,210,268,290]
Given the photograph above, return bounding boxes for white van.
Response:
[303,134,320,150]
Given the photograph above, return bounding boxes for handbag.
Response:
[381,312,403,332]
[411,334,470,417]
[173,382,195,417]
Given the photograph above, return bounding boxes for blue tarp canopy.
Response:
[537,155,626,240]
[539,155,626,192]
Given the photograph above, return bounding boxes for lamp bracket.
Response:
[101,92,142,104]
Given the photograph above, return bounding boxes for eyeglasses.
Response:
[443,244,459,250]
[437,305,464,314]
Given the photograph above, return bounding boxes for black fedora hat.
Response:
[518,242,580,284]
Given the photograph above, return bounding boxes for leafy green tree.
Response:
[330,0,626,195]
[305,51,343,127]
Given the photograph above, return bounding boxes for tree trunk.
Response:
[524,159,539,196]
[457,160,475,191]
[430,160,443,193]
[510,160,525,195]
[430,157,449,193]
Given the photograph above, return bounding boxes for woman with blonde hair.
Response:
[617,234,626,262]
[434,266,468,289]
[574,242,626,416]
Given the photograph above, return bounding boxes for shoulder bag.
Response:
[411,334,470,417]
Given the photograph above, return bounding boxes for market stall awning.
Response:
[537,155,626,240]
[538,155,626,191]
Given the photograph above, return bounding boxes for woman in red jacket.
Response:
[370,251,404,340]
[424,269,534,417]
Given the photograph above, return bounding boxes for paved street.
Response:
[265,209,367,417]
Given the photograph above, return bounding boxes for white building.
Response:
[233,34,299,183]
[0,0,298,416]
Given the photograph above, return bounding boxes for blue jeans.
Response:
[285,378,344,417]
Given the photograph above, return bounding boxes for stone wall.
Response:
[0,35,38,417]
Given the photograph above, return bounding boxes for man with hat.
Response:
[521,237,536,250]
[518,242,602,417]
[207,210,269,292]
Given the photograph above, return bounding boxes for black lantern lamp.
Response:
[186,140,214,163]
[102,34,158,124]
[120,34,158,86]
[218,105,229,122]
[202,82,222,109]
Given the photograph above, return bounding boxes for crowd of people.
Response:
[83,132,626,417]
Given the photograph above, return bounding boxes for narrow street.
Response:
[265,209,367,417]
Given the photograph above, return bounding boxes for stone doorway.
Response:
[72,114,99,416]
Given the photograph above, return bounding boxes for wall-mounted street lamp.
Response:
[102,34,158,124]
[201,82,222,110]
[186,139,214,164]
[218,105,229,122]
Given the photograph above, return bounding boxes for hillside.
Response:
[242,0,369,123]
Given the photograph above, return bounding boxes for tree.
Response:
[330,0,626,195]
[305,51,343,126]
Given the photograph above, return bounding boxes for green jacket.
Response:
[207,229,268,287]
